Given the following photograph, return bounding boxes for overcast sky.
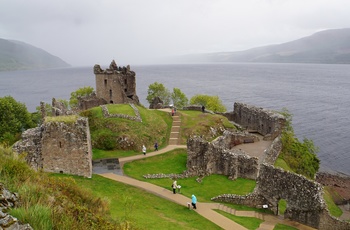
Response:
[1,0,350,66]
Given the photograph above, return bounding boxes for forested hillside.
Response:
[0,38,70,71]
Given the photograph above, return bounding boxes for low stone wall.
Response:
[78,93,107,111]
[186,136,259,180]
[214,130,260,149]
[101,104,142,122]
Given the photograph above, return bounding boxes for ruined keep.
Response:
[232,102,285,140]
[13,116,92,178]
[93,60,140,105]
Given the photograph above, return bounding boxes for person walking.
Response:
[191,194,197,209]
[172,180,177,194]
[154,142,158,151]
[142,145,146,155]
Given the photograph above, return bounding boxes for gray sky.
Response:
[1,0,350,66]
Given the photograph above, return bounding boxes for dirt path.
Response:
[98,110,316,229]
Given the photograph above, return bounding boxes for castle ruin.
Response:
[93,60,140,105]
[13,112,92,178]
[186,102,350,229]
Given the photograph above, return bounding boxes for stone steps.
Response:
[169,115,181,145]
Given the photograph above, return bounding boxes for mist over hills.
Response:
[178,28,350,64]
[0,38,70,71]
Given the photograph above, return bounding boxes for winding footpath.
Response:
[99,110,315,230]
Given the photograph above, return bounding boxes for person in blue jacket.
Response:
[191,194,197,209]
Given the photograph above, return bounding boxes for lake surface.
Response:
[0,63,349,175]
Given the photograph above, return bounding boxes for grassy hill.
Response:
[0,38,70,71]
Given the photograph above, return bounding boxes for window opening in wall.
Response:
[104,79,107,86]
[269,126,272,133]
[59,141,62,148]
[124,88,127,92]
[278,199,287,216]
[109,89,112,99]
[124,79,127,84]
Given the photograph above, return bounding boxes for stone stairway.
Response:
[169,114,181,145]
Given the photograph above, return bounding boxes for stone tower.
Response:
[93,60,140,105]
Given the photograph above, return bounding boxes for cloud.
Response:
[0,0,349,66]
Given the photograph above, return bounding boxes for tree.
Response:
[146,82,171,105]
[190,94,226,112]
[171,88,188,109]
[0,96,35,145]
[279,108,320,179]
[69,86,94,108]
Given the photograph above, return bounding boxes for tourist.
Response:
[201,105,205,113]
[154,142,158,151]
[191,194,197,209]
[172,180,177,194]
[171,108,175,116]
[142,145,146,155]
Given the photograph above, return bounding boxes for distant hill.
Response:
[0,38,70,71]
[179,28,350,64]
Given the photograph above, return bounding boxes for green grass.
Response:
[123,149,256,203]
[323,187,343,217]
[106,104,135,116]
[273,223,298,230]
[44,115,79,124]
[215,209,263,230]
[82,106,172,155]
[278,199,287,215]
[179,110,236,144]
[274,157,293,172]
[57,174,222,230]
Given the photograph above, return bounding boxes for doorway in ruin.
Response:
[277,199,287,216]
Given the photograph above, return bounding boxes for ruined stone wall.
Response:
[78,92,107,111]
[214,130,260,149]
[232,102,286,140]
[319,210,350,230]
[316,172,350,204]
[186,136,259,180]
[94,61,139,105]
[0,184,33,230]
[262,135,283,165]
[256,164,325,228]
[41,117,92,178]
[13,117,92,178]
[12,127,43,170]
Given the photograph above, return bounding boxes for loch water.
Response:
[0,62,349,175]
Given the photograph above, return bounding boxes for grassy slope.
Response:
[179,110,236,144]
[58,174,222,230]
[123,149,256,203]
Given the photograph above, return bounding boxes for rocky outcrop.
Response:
[0,183,33,230]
